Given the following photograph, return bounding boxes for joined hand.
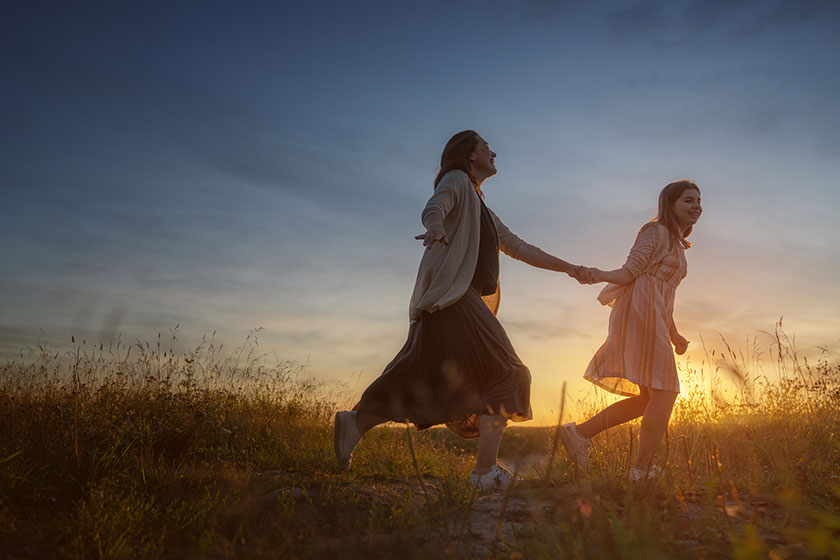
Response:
[570,266,599,285]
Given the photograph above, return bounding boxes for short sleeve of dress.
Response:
[622,222,668,278]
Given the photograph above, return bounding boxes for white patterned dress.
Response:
[583,222,687,396]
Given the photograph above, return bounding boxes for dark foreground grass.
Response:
[1,329,839,559]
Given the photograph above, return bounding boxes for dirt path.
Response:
[450,486,553,556]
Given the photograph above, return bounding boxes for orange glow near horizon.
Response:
[512,322,836,427]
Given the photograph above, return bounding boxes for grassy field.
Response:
[1,327,838,559]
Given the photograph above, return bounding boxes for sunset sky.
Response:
[3,1,838,423]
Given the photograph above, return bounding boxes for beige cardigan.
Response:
[408,170,547,322]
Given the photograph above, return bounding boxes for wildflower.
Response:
[575,497,592,519]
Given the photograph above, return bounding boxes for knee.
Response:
[479,414,508,431]
[492,415,508,429]
[649,388,678,405]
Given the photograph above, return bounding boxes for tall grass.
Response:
[516,322,840,559]
[0,328,342,558]
[1,324,838,559]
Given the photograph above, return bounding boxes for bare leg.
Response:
[355,411,389,435]
[636,388,678,469]
[474,415,508,475]
[575,387,651,440]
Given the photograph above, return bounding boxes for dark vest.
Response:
[471,197,500,296]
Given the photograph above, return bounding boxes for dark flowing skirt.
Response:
[356,287,532,439]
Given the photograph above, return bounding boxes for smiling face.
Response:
[673,188,702,231]
[468,137,497,183]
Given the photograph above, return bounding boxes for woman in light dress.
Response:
[560,181,702,481]
[334,130,583,489]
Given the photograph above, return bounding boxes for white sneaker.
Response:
[469,463,515,491]
[629,464,662,482]
[334,411,362,470]
[558,422,593,471]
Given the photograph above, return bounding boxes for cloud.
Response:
[502,317,594,342]
[517,0,580,21]
[604,1,672,43]
[760,0,840,24]
[593,0,840,50]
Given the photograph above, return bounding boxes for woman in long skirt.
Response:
[560,180,702,481]
[334,130,581,489]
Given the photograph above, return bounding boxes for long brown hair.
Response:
[433,130,479,189]
[656,179,700,249]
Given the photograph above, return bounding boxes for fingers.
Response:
[416,231,449,248]
[570,266,597,285]
[427,232,448,248]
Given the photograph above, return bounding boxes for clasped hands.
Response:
[569,265,601,285]
[416,229,602,286]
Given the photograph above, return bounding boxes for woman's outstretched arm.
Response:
[517,246,578,274]
[490,210,579,274]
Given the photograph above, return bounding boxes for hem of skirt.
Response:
[440,406,532,439]
[356,404,532,440]
[355,404,532,428]
[583,373,680,396]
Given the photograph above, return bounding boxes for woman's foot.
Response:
[629,464,661,482]
[469,463,515,491]
[334,411,362,470]
[558,422,593,471]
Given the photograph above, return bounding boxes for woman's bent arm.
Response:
[417,172,465,247]
[592,267,635,285]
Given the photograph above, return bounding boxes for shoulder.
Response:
[633,221,669,248]
[638,221,665,234]
[436,169,473,193]
[637,221,668,239]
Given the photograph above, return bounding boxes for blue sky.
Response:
[2,1,839,422]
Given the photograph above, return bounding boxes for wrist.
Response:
[422,212,444,231]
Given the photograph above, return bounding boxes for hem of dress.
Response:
[583,373,680,396]
[440,406,532,440]
[356,403,533,440]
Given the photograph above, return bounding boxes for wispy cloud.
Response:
[503,317,594,342]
